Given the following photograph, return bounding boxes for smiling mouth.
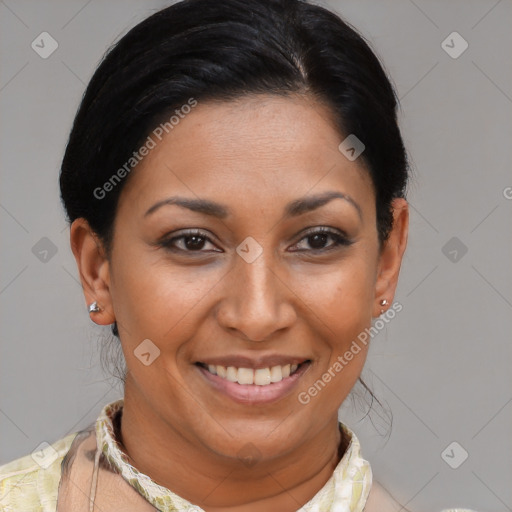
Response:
[195,361,311,386]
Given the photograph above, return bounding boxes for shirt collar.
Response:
[95,398,372,511]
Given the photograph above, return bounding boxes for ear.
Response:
[372,198,409,317]
[69,218,116,326]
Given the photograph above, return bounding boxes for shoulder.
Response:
[0,431,79,511]
[365,479,411,512]
[365,480,480,512]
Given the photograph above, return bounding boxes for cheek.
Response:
[292,252,376,396]
[109,260,207,393]
[110,250,222,347]
[294,254,376,333]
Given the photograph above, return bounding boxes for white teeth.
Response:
[205,362,302,385]
[270,365,282,383]
[254,368,271,386]
[226,366,237,382]
[237,368,254,385]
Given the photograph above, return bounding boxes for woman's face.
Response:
[74,94,407,462]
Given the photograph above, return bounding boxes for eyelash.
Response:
[159,227,353,255]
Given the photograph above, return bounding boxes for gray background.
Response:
[1,1,511,511]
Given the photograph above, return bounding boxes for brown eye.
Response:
[181,234,207,250]
[290,227,353,253]
[160,230,221,253]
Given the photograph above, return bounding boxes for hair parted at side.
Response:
[60,0,407,431]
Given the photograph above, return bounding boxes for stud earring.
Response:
[379,299,389,315]
[88,301,101,313]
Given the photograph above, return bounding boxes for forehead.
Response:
[118,94,375,218]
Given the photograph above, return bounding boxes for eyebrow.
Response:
[144,191,362,221]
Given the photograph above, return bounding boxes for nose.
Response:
[216,249,297,342]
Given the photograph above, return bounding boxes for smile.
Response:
[195,360,312,404]
[200,363,302,386]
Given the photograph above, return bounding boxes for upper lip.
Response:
[196,355,310,369]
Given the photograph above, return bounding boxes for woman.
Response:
[0,0,477,510]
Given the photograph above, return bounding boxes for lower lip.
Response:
[196,362,311,404]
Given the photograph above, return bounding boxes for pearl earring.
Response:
[379,299,389,315]
[88,301,101,313]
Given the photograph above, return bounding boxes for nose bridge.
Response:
[218,241,295,341]
[239,247,277,304]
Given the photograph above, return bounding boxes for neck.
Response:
[117,388,349,512]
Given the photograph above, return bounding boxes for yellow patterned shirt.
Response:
[0,398,477,512]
